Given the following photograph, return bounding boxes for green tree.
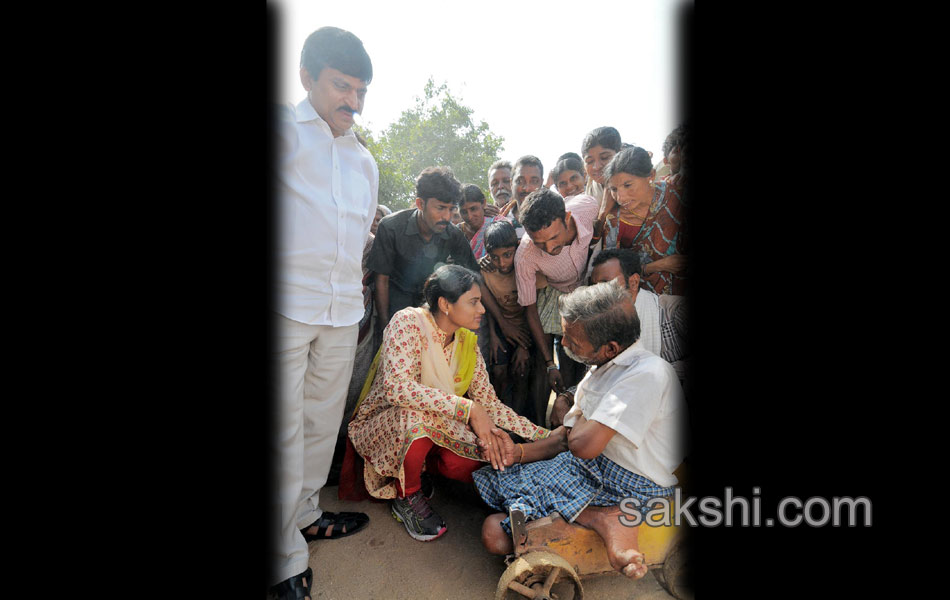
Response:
[356,78,505,211]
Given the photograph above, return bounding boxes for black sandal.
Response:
[300,511,369,541]
[270,567,312,600]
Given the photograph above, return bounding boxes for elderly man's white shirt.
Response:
[563,341,687,487]
[275,98,379,326]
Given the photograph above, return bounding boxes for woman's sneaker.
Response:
[391,489,446,541]
[421,472,434,500]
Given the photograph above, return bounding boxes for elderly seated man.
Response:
[472,279,688,579]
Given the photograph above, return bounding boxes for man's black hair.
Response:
[519,188,566,233]
[591,247,644,279]
[301,26,373,83]
[513,155,544,178]
[662,122,689,158]
[416,166,463,205]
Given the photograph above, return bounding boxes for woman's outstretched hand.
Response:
[477,427,518,467]
[469,403,506,470]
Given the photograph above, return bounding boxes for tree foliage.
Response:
[356,78,505,211]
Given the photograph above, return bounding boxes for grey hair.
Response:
[488,159,512,174]
[558,279,640,350]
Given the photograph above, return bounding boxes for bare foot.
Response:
[574,505,648,579]
[481,513,514,555]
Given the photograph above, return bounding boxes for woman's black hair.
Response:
[602,146,654,183]
[581,126,622,155]
[550,155,587,182]
[557,152,582,163]
[460,183,486,205]
[423,265,482,311]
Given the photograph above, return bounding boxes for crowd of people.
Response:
[270,25,690,600]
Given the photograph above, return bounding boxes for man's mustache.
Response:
[338,106,356,115]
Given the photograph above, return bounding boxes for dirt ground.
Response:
[300,477,677,600]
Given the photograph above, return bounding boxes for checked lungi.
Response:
[472,450,674,533]
[535,286,564,336]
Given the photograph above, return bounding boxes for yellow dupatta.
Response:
[352,307,478,417]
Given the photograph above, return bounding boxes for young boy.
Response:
[459,184,503,260]
[480,220,535,417]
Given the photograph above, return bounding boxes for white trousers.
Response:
[272,313,357,585]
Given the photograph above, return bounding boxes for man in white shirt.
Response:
[474,279,688,580]
[271,26,377,600]
[590,248,688,384]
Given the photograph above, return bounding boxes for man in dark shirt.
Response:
[368,166,480,329]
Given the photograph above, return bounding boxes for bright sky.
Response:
[270,0,689,187]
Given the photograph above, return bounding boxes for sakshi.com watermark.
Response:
[620,487,872,528]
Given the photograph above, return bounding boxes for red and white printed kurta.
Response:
[348,307,549,499]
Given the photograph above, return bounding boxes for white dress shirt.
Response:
[275,98,379,326]
[563,341,687,487]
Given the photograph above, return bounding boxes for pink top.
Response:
[514,194,599,306]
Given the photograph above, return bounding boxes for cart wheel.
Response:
[658,536,693,600]
[495,551,583,600]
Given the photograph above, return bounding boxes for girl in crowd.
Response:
[602,146,688,295]
[343,265,550,541]
[550,155,588,200]
[581,126,623,249]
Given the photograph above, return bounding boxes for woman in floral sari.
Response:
[602,146,688,295]
[344,265,550,541]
